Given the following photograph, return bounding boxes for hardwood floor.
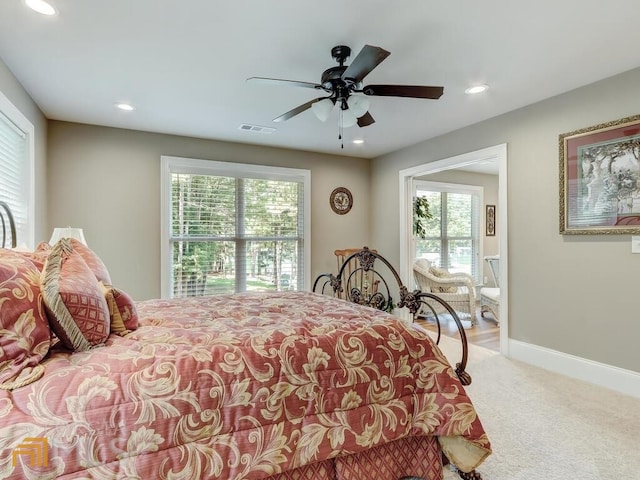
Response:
[416,306,500,352]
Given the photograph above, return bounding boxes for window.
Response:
[414,180,483,282]
[0,91,34,248]
[161,156,310,298]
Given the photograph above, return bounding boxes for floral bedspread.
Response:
[1,291,490,479]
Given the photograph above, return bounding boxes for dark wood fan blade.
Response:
[341,45,390,83]
[273,97,327,122]
[357,111,375,127]
[247,77,323,90]
[362,84,444,99]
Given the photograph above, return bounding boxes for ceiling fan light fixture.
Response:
[347,95,370,117]
[25,0,56,15]
[249,44,444,136]
[311,98,333,122]
[340,108,357,128]
[465,84,489,95]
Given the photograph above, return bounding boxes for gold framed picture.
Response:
[560,114,640,234]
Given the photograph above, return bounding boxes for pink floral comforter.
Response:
[1,291,490,479]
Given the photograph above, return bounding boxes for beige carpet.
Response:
[430,334,640,480]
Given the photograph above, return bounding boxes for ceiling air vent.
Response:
[238,124,276,134]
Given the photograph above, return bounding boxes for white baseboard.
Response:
[508,339,640,399]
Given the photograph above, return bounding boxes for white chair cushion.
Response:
[480,287,500,302]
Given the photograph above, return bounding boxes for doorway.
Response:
[398,144,508,355]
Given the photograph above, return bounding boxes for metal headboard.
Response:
[0,201,17,248]
[313,246,473,386]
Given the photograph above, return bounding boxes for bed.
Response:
[0,202,490,480]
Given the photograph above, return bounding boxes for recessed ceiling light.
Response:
[352,139,364,144]
[115,103,135,111]
[25,0,56,15]
[465,84,489,95]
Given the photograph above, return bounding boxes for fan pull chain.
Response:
[339,109,344,149]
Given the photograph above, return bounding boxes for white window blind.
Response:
[414,181,483,283]
[0,93,33,248]
[161,157,310,298]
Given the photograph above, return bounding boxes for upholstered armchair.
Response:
[480,255,500,325]
[413,258,478,325]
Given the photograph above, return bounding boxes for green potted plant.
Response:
[413,196,432,239]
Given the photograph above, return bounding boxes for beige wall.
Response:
[46,121,370,300]
[0,59,48,242]
[372,67,640,374]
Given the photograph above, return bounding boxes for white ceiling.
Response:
[1,0,640,160]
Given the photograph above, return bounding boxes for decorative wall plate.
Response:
[330,187,353,215]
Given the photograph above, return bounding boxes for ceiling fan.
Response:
[247,44,444,129]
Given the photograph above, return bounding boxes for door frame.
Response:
[398,143,509,354]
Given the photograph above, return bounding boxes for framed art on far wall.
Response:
[559,113,640,234]
[329,187,353,215]
[486,205,496,236]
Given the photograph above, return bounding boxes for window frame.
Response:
[414,179,483,282]
[160,155,311,298]
[0,90,35,248]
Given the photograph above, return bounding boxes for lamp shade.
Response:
[311,98,334,122]
[347,96,370,117]
[49,227,87,246]
[340,108,357,128]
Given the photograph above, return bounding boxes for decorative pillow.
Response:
[14,241,51,272]
[42,239,110,351]
[68,238,112,285]
[101,283,139,335]
[0,249,51,390]
[428,265,449,278]
[428,266,458,293]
